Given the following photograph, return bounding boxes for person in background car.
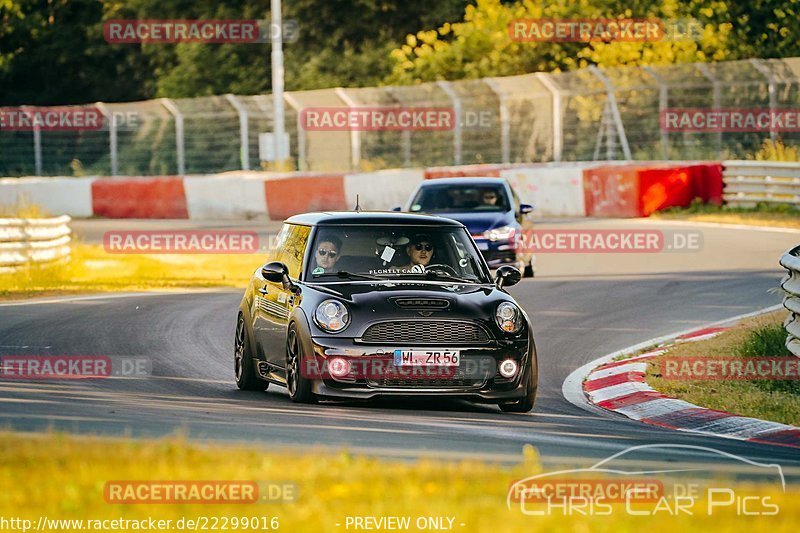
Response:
[481,189,498,206]
[312,235,342,274]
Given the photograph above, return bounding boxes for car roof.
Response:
[286,211,465,227]
[417,177,508,187]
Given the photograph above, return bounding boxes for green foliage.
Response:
[386,0,800,84]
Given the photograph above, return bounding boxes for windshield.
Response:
[409,184,510,213]
[306,225,491,283]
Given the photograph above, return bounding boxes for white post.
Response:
[271,0,288,164]
[225,94,250,170]
[750,59,778,144]
[535,72,563,162]
[697,63,722,158]
[283,92,306,171]
[589,65,632,160]
[160,98,185,175]
[644,67,669,160]
[95,102,118,176]
[23,106,43,176]
[335,87,361,171]
[436,81,463,165]
[484,79,511,164]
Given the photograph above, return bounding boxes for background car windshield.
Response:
[307,226,489,282]
[409,184,509,213]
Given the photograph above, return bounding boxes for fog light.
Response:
[499,359,518,378]
[328,357,351,379]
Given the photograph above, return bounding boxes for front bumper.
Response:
[306,336,533,401]
[472,237,520,269]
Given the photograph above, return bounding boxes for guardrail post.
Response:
[225,94,250,171]
[160,98,186,175]
[535,72,563,162]
[750,59,778,144]
[644,67,669,160]
[335,88,361,171]
[484,79,510,164]
[697,64,722,158]
[436,81,463,165]
[589,66,632,160]
[95,102,118,176]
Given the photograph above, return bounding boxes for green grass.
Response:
[653,201,800,229]
[647,312,800,425]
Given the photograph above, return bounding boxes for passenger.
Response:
[312,235,342,273]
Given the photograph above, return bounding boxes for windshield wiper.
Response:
[334,271,384,281]
[422,270,477,284]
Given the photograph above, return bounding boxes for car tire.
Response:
[286,323,317,404]
[498,363,536,413]
[235,313,269,391]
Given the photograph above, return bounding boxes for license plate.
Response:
[476,241,489,250]
[393,350,460,366]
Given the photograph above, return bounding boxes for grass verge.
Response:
[647,311,800,426]
[0,432,797,532]
[653,202,800,229]
[0,244,264,299]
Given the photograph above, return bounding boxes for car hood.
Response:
[421,210,513,235]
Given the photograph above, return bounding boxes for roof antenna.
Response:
[354,194,361,212]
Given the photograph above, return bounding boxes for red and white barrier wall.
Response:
[0,162,722,220]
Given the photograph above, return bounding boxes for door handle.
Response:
[258,287,269,295]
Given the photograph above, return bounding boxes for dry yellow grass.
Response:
[652,212,800,229]
[647,311,800,426]
[0,432,798,532]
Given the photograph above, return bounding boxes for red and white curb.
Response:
[562,304,800,449]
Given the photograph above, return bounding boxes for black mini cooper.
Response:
[235,211,538,412]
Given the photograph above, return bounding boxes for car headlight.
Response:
[495,302,522,333]
[314,299,350,333]
[484,225,516,242]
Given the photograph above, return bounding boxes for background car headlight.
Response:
[315,299,350,333]
[495,302,522,333]
[484,225,516,242]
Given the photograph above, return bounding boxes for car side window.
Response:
[274,224,311,279]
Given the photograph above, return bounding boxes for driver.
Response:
[396,234,434,271]
[481,189,498,206]
[312,235,342,274]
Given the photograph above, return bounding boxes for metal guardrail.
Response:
[780,245,800,357]
[0,215,72,268]
[723,161,800,208]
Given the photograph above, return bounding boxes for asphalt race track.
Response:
[2,218,799,483]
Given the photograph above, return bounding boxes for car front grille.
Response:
[367,376,485,389]
[359,320,491,345]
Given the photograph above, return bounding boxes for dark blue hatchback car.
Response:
[396,177,535,276]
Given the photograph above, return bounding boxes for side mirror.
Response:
[391,206,402,212]
[495,265,522,288]
[519,204,534,215]
[261,261,289,283]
